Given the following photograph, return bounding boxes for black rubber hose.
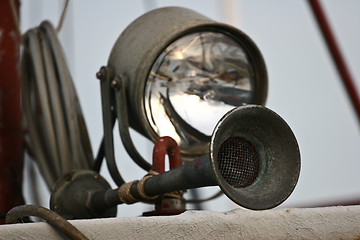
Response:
[5,205,89,240]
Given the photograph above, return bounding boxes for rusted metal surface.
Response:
[0,0,24,224]
[143,136,185,216]
[152,136,182,174]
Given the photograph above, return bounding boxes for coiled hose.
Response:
[21,21,93,189]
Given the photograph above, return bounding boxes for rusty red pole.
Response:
[308,0,360,126]
[0,0,25,224]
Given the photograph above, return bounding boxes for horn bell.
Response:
[210,105,301,210]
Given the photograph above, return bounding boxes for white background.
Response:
[20,0,360,217]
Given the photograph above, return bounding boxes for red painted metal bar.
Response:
[308,0,360,125]
[0,0,24,224]
[152,136,182,174]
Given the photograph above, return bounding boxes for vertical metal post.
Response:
[0,0,24,223]
[308,0,360,126]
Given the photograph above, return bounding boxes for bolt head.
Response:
[96,71,103,80]
[111,80,119,88]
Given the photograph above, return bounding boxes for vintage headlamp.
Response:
[106,7,268,159]
[49,7,301,219]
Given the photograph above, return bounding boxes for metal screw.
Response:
[96,71,103,80]
[111,79,119,89]
[94,174,99,180]
[54,205,60,210]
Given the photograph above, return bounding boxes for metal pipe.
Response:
[144,154,215,196]
[308,0,360,126]
[91,154,216,211]
[0,0,24,224]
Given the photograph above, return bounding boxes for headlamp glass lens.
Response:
[144,31,255,153]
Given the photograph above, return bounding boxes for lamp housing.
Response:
[107,6,268,158]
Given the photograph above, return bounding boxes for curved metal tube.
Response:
[99,68,125,186]
[113,76,152,171]
[152,136,182,173]
[5,205,89,240]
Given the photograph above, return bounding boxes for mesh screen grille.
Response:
[217,137,259,188]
